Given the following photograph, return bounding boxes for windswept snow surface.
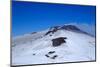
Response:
[12,26,95,65]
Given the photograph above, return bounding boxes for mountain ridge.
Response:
[45,24,93,37]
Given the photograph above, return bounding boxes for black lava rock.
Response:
[52,37,67,47]
[48,51,55,54]
[45,54,50,58]
[51,55,58,59]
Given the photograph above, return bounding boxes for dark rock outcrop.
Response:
[45,26,60,35]
[61,25,81,31]
[31,32,37,34]
[60,25,89,35]
[45,25,91,36]
[52,37,67,47]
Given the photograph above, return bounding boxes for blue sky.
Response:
[12,1,96,36]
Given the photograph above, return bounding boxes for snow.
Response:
[12,29,95,66]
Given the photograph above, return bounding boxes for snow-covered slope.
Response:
[12,25,95,66]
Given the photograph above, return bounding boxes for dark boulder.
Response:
[52,37,67,47]
[50,35,52,36]
[45,54,50,58]
[48,51,55,54]
[51,55,58,59]
[33,53,36,55]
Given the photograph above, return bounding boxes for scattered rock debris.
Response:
[45,51,58,59]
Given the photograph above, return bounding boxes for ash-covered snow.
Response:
[12,25,95,66]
